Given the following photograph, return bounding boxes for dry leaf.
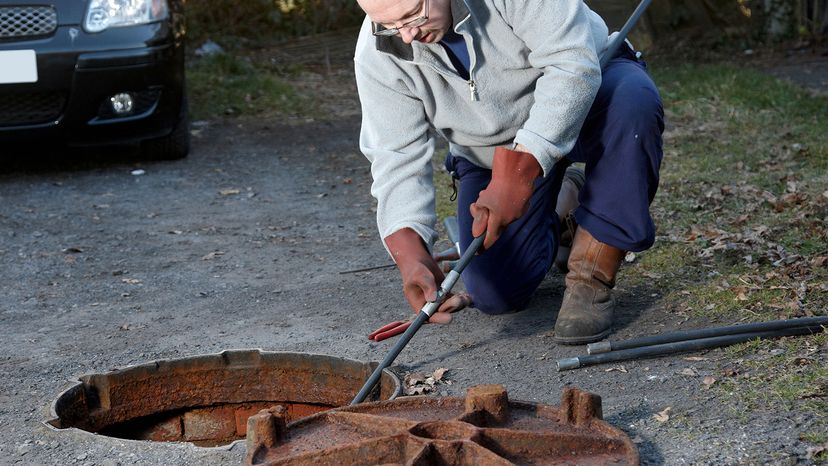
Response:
[653,407,671,423]
[433,368,448,382]
[702,376,716,388]
[605,366,628,373]
[806,443,828,460]
[683,356,707,362]
[405,373,425,385]
[219,189,241,196]
[680,368,699,377]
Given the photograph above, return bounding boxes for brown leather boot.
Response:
[553,227,624,344]
[554,166,585,272]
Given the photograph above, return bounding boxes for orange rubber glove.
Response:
[469,146,542,250]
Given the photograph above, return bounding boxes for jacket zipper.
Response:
[456,15,478,102]
[468,80,478,101]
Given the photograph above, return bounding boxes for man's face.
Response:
[358,0,452,44]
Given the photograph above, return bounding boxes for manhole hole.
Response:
[245,384,638,465]
[47,349,400,447]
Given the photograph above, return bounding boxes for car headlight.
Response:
[84,0,169,33]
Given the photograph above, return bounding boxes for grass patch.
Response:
[628,62,828,429]
[802,431,828,445]
[716,333,828,416]
[187,54,312,120]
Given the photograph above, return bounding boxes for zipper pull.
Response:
[468,80,479,101]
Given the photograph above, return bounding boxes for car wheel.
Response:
[142,94,190,160]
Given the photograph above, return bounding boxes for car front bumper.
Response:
[0,21,185,146]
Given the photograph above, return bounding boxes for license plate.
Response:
[0,50,38,84]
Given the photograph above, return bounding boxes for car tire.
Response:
[142,94,190,160]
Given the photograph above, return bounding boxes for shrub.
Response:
[184,0,364,44]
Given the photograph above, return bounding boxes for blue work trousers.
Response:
[446,53,664,315]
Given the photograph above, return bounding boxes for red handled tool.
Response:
[368,317,414,342]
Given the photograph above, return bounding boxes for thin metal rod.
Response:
[557,325,826,371]
[587,316,828,354]
[600,0,653,68]
[352,234,485,405]
[339,263,396,274]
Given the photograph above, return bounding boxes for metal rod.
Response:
[600,0,653,68]
[557,325,826,371]
[339,263,396,274]
[352,234,485,405]
[587,316,828,354]
[444,216,461,255]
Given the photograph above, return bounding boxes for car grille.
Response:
[0,6,58,39]
[0,92,65,126]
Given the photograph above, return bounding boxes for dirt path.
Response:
[756,47,828,95]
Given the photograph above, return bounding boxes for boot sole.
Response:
[553,328,612,345]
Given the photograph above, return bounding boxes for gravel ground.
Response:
[1,55,826,465]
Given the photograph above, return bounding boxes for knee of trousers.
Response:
[463,266,545,315]
[612,87,665,139]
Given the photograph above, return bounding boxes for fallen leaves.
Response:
[403,367,451,396]
[219,188,240,196]
[653,407,671,423]
[806,443,828,460]
[702,376,716,388]
[605,365,628,373]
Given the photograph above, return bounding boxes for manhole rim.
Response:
[43,348,402,450]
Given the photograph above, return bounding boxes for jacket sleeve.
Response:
[497,0,604,176]
[354,57,438,253]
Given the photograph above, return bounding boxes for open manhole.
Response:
[47,349,400,447]
[245,384,638,465]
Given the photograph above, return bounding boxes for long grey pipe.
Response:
[587,316,828,354]
[600,0,653,68]
[557,325,825,371]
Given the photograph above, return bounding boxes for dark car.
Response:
[0,0,189,159]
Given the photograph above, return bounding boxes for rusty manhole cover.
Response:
[47,349,400,447]
[245,384,638,465]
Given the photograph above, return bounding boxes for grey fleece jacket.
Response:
[354,0,610,250]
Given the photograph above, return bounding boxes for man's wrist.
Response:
[384,228,430,265]
[493,145,542,182]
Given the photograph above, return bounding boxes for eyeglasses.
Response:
[371,0,429,36]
